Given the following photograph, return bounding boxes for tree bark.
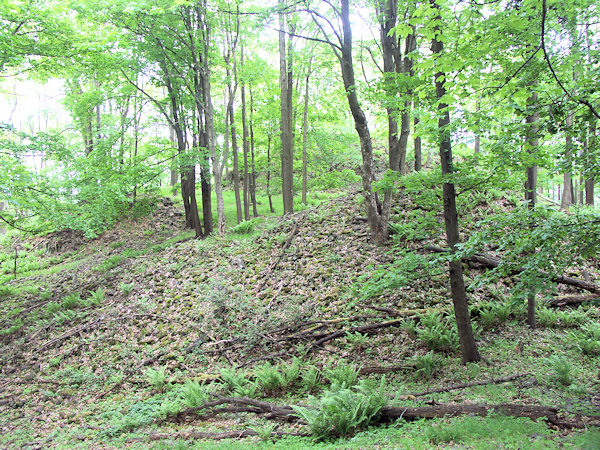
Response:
[301,59,312,206]
[525,91,539,329]
[414,113,422,171]
[267,134,275,213]
[561,110,574,209]
[430,0,480,363]
[249,86,258,217]
[398,32,416,175]
[279,5,294,215]
[339,0,390,244]
[585,119,596,206]
[241,49,251,221]
[229,103,243,224]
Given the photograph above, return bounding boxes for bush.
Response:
[231,219,259,234]
[544,355,573,386]
[323,360,360,388]
[61,292,81,310]
[293,379,387,440]
[179,380,209,408]
[417,312,459,353]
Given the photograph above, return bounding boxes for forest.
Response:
[1,0,600,447]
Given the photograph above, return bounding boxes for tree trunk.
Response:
[200,159,212,236]
[302,59,312,206]
[398,32,416,175]
[585,119,596,206]
[229,103,243,224]
[525,91,539,329]
[267,134,275,213]
[431,0,480,363]
[241,52,250,221]
[379,0,400,172]
[339,0,390,245]
[249,86,258,217]
[414,113,422,171]
[279,6,294,215]
[474,99,481,154]
[561,111,574,209]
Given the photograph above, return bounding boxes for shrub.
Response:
[301,366,321,391]
[417,312,459,353]
[61,292,81,310]
[179,380,209,408]
[569,322,600,355]
[146,367,167,390]
[323,360,360,388]
[87,287,105,306]
[293,379,387,440]
[231,219,258,234]
[414,351,443,380]
[544,355,573,386]
[119,282,135,295]
[255,362,286,392]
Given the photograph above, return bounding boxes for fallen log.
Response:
[425,246,600,296]
[169,396,600,431]
[547,294,600,307]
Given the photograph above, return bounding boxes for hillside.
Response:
[0,188,599,448]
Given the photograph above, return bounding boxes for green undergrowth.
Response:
[1,185,600,448]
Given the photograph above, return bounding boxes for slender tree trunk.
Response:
[525,91,539,329]
[279,5,294,215]
[474,99,481,154]
[585,119,596,206]
[218,94,231,235]
[229,103,243,224]
[241,50,250,221]
[267,134,275,213]
[561,111,574,209]
[398,32,416,175]
[302,59,312,206]
[379,0,400,172]
[199,147,213,236]
[431,0,480,363]
[339,0,390,244]
[249,87,258,217]
[169,125,178,196]
[414,112,422,171]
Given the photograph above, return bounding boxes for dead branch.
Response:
[403,372,532,398]
[255,219,303,294]
[381,403,558,422]
[127,429,309,442]
[425,246,600,296]
[37,316,105,352]
[361,365,414,375]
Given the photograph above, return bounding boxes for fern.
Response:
[324,360,360,388]
[293,379,388,440]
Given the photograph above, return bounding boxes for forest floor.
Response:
[0,186,599,449]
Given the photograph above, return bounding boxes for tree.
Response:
[309,0,391,244]
[430,0,480,363]
[279,1,295,215]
